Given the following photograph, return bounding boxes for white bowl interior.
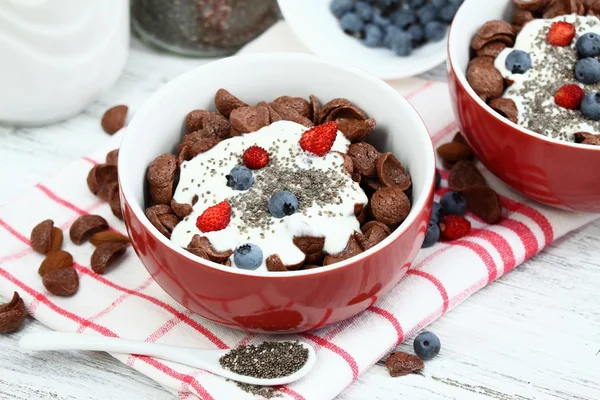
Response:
[119,53,435,276]
[278,0,448,80]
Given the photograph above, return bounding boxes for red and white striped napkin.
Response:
[0,22,597,400]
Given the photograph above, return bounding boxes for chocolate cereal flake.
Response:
[91,242,129,274]
[215,89,248,117]
[0,292,27,333]
[448,161,487,192]
[348,142,381,176]
[489,98,519,123]
[336,118,376,142]
[463,186,503,224]
[147,153,178,205]
[230,106,270,134]
[376,152,411,190]
[105,149,119,166]
[30,219,54,254]
[385,352,424,377]
[323,235,363,265]
[42,267,79,297]
[370,187,411,225]
[69,215,108,245]
[273,96,312,119]
[101,105,128,135]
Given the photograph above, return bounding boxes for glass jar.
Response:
[131,0,280,57]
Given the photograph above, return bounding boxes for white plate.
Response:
[277,0,448,80]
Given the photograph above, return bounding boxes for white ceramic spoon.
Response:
[19,331,316,386]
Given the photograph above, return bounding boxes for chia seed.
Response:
[219,341,309,379]
[235,382,282,398]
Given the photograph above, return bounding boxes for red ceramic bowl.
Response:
[119,53,435,333]
[448,0,600,212]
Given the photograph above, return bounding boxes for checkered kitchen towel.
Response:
[0,22,598,400]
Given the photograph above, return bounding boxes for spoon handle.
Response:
[19,331,222,367]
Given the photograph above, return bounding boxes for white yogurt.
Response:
[171,121,368,270]
[495,15,600,141]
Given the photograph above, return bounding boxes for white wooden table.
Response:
[0,38,599,400]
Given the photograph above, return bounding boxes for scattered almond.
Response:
[38,250,73,276]
[89,231,131,247]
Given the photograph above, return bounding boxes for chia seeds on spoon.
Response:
[219,341,309,379]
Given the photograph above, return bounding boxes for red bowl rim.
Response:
[120,53,436,278]
[447,0,600,153]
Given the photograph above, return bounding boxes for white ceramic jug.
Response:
[0,0,129,125]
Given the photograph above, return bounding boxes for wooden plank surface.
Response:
[0,39,598,400]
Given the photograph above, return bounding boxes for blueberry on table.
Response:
[364,24,383,47]
[268,191,299,218]
[422,221,440,248]
[505,50,532,74]
[576,32,600,58]
[416,5,437,24]
[391,31,413,56]
[440,191,467,215]
[355,1,373,22]
[575,58,600,85]
[425,21,448,42]
[407,24,425,43]
[435,168,441,191]
[234,244,263,270]
[413,331,441,361]
[580,92,600,120]
[340,12,364,34]
[330,0,354,18]
[225,166,254,191]
[431,201,445,224]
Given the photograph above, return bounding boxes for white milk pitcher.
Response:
[0,0,129,125]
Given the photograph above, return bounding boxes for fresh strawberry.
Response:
[547,21,575,46]
[299,121,338,156]
[243,146,269,169]
[439,214,471,240]
[554,84,585,110]
[196,201,231,232]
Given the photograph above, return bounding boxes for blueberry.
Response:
[580,92,600,120]
[422,221,440,248]
[413,331,441,361]
[371,0,395,9]
[407,24,425,44]
[576,32,600,58]
[408,0,426,7]
[424,21,447,42]
[435,168,441,191]
[431,201,445,224]
[383,25,401,48]
[330,0,354,18]
[391,31,413,56]
[438,4,458,22]
[430,0,447,8]
[505,50,532,74]
[234,244,263,270]
[225,166,254,191]
[440,191,467,215]
[355,1,373,21]
[416,5,437,24]
[340,12,364,34]
[575,57,600,84]
[392,10,416,29]
[371,11,391,28]
[268,191,299,218]
[364,24,383,47]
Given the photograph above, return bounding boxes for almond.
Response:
[38,250,73,276]
[89,231,131,247]
[49,227,63,253]
[436,142,474,163]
